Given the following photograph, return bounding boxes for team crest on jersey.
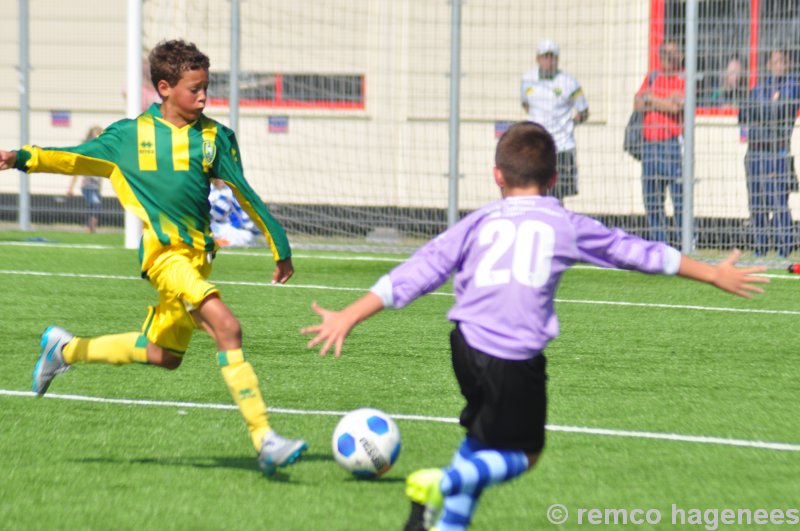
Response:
[553,87,562,97]
[202,141,217,166]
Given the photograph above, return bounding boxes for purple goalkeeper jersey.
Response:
[370,195,681,361]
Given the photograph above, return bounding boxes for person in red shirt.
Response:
[634,40,685,245]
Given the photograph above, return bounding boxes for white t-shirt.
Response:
[520,68,588,152]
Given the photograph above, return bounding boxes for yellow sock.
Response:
[218,349,271,451]
[62,333,149,365]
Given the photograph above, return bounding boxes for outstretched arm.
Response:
[301,216,471,357]
[300,292,385,358]
[0,126,119,178]
[0,150,17,170]
[678,249,768,298]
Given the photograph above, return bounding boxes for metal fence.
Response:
[3,0,800,257]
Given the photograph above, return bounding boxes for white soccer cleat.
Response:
[257,430,308,477]
[32,326,74,397]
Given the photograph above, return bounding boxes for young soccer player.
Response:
[0,39,306,477]
[301,122,768,530]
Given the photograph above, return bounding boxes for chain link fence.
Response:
[2,0,800,257]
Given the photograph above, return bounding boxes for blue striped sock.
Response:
[436,442,529,530]
[438,496,474,531]
[435,437,486,530]
[449,436,485,466]
[440,447,529,496]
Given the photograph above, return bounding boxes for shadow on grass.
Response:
[73,452,407,483]
[75,451,327,474]
[339,476,406,484]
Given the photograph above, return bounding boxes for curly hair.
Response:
[148,39,210,90]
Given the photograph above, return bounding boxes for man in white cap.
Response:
[521,38,589,201]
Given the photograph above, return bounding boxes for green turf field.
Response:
[1,230,798,530]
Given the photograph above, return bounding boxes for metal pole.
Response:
[682,0,697,253]
[18,0,30,231]
[230,0,240,133]
[447,0,462,227]
[125,0,143,249]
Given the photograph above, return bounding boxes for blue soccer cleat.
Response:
[257,430,308,477]
[32,326,74,397]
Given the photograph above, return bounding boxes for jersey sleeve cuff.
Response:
[14,148,32,171]
[369,274,395,309]
[662,246,682,275]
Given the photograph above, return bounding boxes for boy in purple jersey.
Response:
[301,122,767,531]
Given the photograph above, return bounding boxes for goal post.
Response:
[124,0,143,249]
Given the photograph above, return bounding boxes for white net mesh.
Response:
[3,0,800,258]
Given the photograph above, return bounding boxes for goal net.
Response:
[3,0,800,259]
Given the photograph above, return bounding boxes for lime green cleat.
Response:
[403,468,444,531]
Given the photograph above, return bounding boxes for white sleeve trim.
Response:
[663,246,682,275]
[369,274,395,309]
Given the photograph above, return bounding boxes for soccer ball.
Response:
[332,407,402,479]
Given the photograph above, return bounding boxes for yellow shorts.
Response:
[141,246,219,354]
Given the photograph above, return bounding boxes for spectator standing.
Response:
[634,40,686,245]
[739,49,800,258]
[709,56,747,107]
[66,125,105,233]
[521,39,589,201]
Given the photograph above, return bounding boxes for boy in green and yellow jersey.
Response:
[0,39,306,476]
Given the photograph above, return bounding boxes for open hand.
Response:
[300,301,353,358]
[713,249,769,298]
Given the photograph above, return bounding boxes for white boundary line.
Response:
[2,240,800,278]
[1,389,797,452]
[2,269,799,314]
[0,241,406,262]
[0,241,114,250]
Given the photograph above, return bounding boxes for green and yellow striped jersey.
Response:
[14,104,290,272]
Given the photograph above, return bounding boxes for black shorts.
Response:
[450,326,547,453]
[550,149,578,199]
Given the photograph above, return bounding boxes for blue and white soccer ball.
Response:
[332,407,401,479]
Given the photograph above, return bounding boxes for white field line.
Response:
[0,241,405,262]
[1,268,799,315]
[1,389,797,452]
[1,240,799,278]
[0,241,114,249]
